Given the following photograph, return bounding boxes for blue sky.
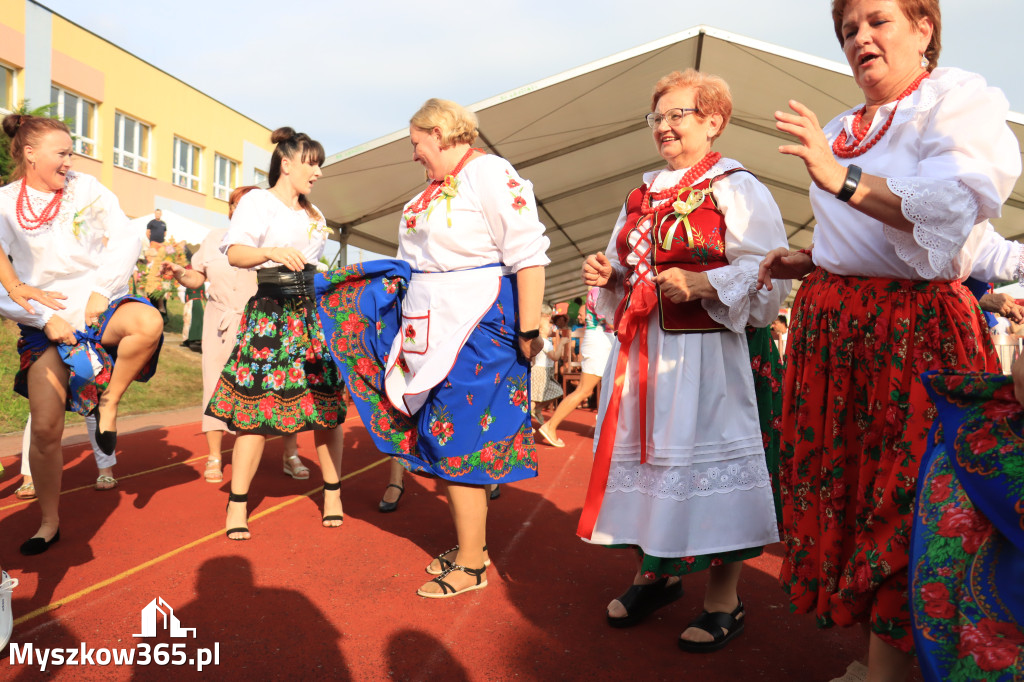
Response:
[40,0,1023,156]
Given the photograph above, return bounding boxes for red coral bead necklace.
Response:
[832,71,929,159]
[15,178,64,231]
[640,150,721,215]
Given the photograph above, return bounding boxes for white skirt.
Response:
[580,327,613,376]
[587,313,779,558]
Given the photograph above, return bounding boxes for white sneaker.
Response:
[0,570,18,652]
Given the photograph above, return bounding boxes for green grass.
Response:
[0,296,203,435]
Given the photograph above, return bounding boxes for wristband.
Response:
[516,329,540,340]
[836,164,862,202]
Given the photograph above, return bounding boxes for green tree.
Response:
[0,100,60,184]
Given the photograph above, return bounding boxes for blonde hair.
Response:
[410,98,479,147]
[650,69,733,141]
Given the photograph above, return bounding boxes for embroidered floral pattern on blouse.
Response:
[507,171,529,214]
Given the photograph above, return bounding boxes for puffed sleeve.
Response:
[968,223,1024,285]
[703,171,791,332]
[884,70,1021,279]
[83,175,144,299]
[0,214,55,327]
[220,191,266,255]
[474,156,550,272]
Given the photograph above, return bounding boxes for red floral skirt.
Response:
[778,268,997,652]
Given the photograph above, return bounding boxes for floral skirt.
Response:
[779,268,997,652]
[634,325,783,577]
[15,295,162,416]
[911,371,1024,681]
[205,291,345,434]
[316,260,538,485]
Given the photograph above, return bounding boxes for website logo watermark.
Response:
[8,597,220,672]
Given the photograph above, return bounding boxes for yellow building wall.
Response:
[46,13,271,217]
[0,0,26,99]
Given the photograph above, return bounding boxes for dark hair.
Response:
[831,0,941,71]
[776,314,789,326]
[2,114,71,182]
[268,127,324,220]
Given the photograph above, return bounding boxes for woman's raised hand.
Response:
[267,247,307,272]
[160,261,185,281]
[776,100,845,195]
[757,248,814,291]
[582,252,613,288]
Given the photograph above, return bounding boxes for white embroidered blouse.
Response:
[397,154,550,273]
[810,67,1021,281]
[220,189,330,269]
[0,170,141,330]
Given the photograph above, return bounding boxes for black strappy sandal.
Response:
[425,544,491,575]
[607,577,684,628]
[378,483,404,513]
[417,563,488,599]
[225,492,249,541]
[322,481,343,526]
[677,600,745,653]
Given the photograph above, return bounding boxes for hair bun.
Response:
[270,127,296,144]
[2,113,24,139]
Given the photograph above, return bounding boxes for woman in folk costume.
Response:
[757,1,1020,678]
[164,185,306,484]
[0,113,164,555]
[578,69,789,651]
[205,128,346,540]
[317,98,548,597]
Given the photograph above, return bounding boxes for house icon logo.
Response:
[133,597,196,638]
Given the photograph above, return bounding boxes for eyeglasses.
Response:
[646,108,699,129]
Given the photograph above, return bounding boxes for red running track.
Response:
[0,408,920,681]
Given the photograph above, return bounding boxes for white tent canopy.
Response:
[128,209,213,247]
[312,26,1024,304]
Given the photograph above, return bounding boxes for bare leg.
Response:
[313,426,344,527]
[26,347,69,543]
[224,433,266,539]
[865,632,913,682]
[679,562,743,643]
[204,430,224,481]
[381,458,405,504]
[96,302,164,433]
[419,483,488,594]
[543,373,601,439]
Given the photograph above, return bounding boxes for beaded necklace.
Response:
[832,71,929,159]
[15,179,64,231]
[639,151,721,215]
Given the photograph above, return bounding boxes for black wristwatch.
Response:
[836,164,862,202]
[516,329,540,340]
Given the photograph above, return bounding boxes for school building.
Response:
[0,0,273,226]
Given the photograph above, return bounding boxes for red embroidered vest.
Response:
[613,169,749,333]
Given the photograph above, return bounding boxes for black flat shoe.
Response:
[322,481,343,526]
[378,483,404,513]
[20,529,60,556]
[677,600,745,653]
[93,405,117,456]
[607,577,684,628]
[488,484,501,500]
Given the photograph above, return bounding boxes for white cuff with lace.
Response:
[884,178,979,279]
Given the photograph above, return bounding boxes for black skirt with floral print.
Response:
[205,275,346,434]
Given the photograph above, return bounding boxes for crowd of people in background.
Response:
[0,1,1022,679]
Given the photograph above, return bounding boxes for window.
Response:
[213,154,237,200]
[50,85,96,157]
[113,112,150,174]
[0,64,13,113]
[253,168,268,186]
[173,137,202,191]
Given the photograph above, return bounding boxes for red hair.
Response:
[831,0,941,70]
[650,69,732,141]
